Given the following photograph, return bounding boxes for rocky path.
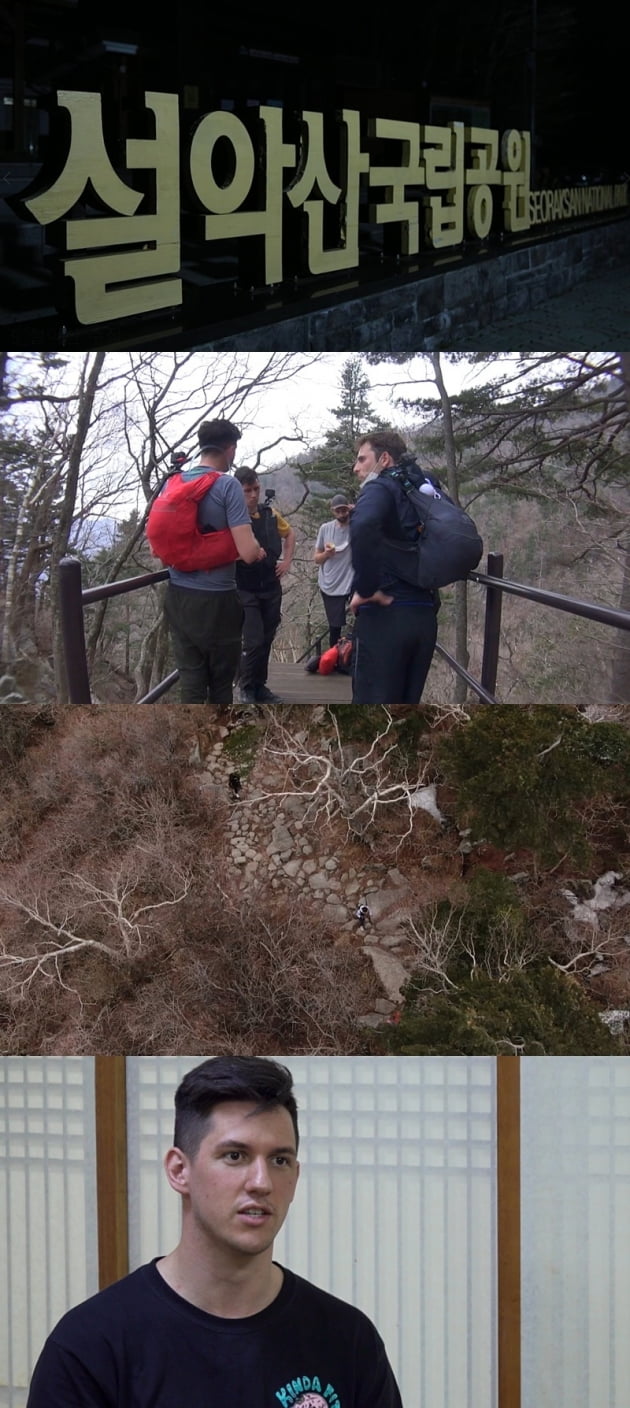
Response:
[194,725,432,1025]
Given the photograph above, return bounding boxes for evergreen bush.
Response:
[438,706,630,862]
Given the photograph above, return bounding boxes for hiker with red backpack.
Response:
[349,430,482,704]
[147,419,265,704]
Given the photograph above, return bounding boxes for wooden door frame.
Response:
[497,1055,521,1408]
[94,1055,129,1289]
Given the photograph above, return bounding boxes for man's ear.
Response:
[164,1146,191,1195]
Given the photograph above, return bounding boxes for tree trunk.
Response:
[610,545,630,702]
[610,353,630,702]
[124,598,130,678]
[132,612,162,701]
[0,352,8,405]
[151,613,171,692]
[2,492,32,664]
[85,522,151,671]
[1,449,53,664]
[49,352,106,702]
[429,353,470,702]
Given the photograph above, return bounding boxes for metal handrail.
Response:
[468,566,630,632]
[58,552,630,704]
[434,644,498,704]
[296,630,329,663]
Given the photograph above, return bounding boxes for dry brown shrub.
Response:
[0,708,379,1052]
[159,883,381,1054]
[0,705,221,863]
[589,967,630,1009]
[0,706,233,1040]
[1,878,380,1054]
[550,902,630,982]
[0,704,56,772]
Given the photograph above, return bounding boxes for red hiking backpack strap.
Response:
[145,471,240,573]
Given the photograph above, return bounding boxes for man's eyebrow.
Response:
[214,1139,297,1156]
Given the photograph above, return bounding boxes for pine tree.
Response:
[305,356,382,517]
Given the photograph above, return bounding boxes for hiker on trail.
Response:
[313,494,355,649]
[349,431,441,705]
[354,903,371,928]
[160,421,265,705]
[233,468,295,704]
[27,1057,403,1408]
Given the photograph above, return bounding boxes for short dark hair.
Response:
[198,419,242,452]
[173,1057,299,1158]
[356,429,408,462]
[234,466,259,487]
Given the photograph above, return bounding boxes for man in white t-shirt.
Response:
[313,494,355,648]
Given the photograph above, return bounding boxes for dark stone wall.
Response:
[194,217,630,351]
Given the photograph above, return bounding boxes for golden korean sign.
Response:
[16,90,627,327]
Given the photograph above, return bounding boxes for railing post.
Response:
[59,556,92,703]
[480,552,504,697]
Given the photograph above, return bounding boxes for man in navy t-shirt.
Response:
[27,1057,403,1408]
[349,430,439,705]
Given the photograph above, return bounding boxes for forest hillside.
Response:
[2,351,628,706]
[1,703,629,1055]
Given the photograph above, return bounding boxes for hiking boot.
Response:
[237,687,259,703]
[255,686,283,703]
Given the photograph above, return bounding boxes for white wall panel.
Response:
[521,1058,630,1408]
[0,1058,98,1408]
[126,1055,497,1408]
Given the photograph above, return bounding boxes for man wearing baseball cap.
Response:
[313,493,355,649]
[161,419,264,703]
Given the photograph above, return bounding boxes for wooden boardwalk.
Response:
[265,661,353,703]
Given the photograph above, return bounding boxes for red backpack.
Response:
[317,644,340,674]
[146,471,240,572]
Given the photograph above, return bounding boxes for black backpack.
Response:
[235,502,282,592]
[380,458,483,590]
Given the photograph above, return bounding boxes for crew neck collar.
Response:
[146,1259,295,1331]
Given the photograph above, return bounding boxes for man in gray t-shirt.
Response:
[313,494,355,648]
[162,419,264,703]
